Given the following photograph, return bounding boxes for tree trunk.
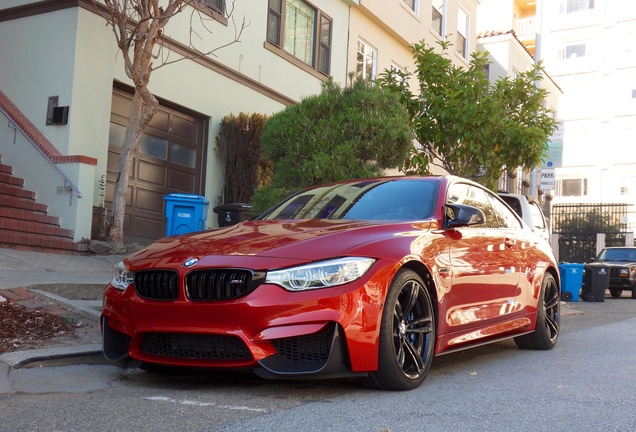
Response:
[108,88,158,242]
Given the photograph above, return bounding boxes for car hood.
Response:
[589,260,636,267]
[125,219,436,271]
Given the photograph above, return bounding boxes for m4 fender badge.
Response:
[183,257,199,268]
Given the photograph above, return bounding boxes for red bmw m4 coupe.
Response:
[102,176,560,390]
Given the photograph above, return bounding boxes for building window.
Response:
[621,186,628,196]
[204,0,224,14]
[631,89,636,99]
[456,6,469,59]
[558,42,588,59]
[357,39,377,81]
[565,43,586,58]
[389,63,408,85]
[432,0,445,36]
[402,0,419,14]
[560,0,595,14]
[560,179,588,196]
[266,0,332,75]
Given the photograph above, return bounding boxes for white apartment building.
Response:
[476,0,563,196]
[539,0,636,214]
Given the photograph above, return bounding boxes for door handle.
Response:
[504,237,516,248]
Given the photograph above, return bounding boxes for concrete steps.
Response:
[0,157,88,253]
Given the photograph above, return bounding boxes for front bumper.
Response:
[101,277,386,377]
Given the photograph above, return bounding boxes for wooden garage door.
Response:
[106,87,207,245]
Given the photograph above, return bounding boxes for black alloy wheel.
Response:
[365,269,436,391]
[515,272,560,350]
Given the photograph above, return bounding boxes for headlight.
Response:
[619,268,629,276]
[111,261,134,291]
[265,257,375,292]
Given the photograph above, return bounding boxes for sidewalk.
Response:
[0,248,125,368]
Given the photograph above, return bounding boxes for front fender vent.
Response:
[271,323,335,363]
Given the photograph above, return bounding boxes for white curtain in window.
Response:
[284,0,315,66]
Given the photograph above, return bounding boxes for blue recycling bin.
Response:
[164,193,209,236]
[558,263,584,302]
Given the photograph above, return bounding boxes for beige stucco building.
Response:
[0,0,480,249]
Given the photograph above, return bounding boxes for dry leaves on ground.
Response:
[0,301,76,354]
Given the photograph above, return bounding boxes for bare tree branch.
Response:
[88,0,247,242]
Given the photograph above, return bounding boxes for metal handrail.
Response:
[1,106,82,205]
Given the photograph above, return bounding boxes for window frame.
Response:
[265,0,332,78]
[559,178,588,197]
[205,0,224,14]
[356,39,378,82]
[564,42,587,59]
[402,0,419,15]
[431,0,446,37]
[195,0,228,24]
[456,5,469,59]
[560,0,595,14]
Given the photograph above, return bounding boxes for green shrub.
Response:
[261,78,412,190]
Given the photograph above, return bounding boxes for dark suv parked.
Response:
[588,247,636,298]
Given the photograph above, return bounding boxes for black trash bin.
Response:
[213,203,252,227]
[581,264,609,302]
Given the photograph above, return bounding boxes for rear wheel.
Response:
[610,289,623,298]
[515,272,560,350]
[365,269,436,391]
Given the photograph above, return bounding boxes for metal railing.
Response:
[514,17,536,36]
[551,203,635,262]
[1,106,82,205]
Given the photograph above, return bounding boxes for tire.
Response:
[515,272,560,350]
[610,289,623,298]
[365,269,436,391]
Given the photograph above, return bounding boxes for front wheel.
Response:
[515,272,560,350]
[610,289,623,298]
[365,269,436,391]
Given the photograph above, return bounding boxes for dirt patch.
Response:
[0,284,104,355]
[0,301,78,354]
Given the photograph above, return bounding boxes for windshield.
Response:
[598,248,636,262]
[259,179,438,222]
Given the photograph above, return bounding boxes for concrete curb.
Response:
[0,344,102,368]
[31,289,102,320]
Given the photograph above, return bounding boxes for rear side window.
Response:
[528,202,546,230]
[487,195,522,229]
[499,195,523,218]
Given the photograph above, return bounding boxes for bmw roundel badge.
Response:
[183,257,199,268]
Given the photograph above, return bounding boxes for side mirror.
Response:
[445,204,486,228]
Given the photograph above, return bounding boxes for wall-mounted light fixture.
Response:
[46,95,69,125]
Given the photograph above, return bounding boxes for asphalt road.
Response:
[0,295,634,432]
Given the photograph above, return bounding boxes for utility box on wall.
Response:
[164,193,209,236]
